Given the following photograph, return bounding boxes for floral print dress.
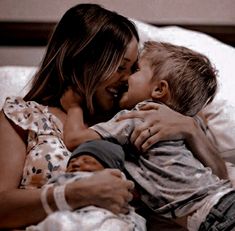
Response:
[3,96,71,189]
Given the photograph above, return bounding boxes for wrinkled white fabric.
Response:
[26,171,146,231]
[187,188,233,231]
[26,206,146,231]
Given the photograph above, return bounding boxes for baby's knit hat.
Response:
[68,140,125,170]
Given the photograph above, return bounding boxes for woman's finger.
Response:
[120,205,130,214]
[130,124,146,145]
[127,191,133,202]
[132,128,150,150]
[125,180,135,191]
[108,168,122,178]
[131,122,161,149]
[109,203,122,214]
[141,133,161,151]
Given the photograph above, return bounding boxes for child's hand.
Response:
[60,88,82,112]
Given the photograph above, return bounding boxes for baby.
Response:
[26,140,146,231]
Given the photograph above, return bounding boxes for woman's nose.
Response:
[120,72,130,82]
[122,74,130,82]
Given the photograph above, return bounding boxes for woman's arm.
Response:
[0,112,133,229]
[117,102,228,179]
[0,111,46,228]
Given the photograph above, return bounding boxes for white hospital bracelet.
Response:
[53,184,72,211]
[40,184,53,215]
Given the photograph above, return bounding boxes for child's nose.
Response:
[76,156,85,166]
[71,160,81,168]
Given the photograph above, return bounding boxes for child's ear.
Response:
[151,80,170,101]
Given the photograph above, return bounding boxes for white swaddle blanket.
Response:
[26,205,146,231]
[26,172,146,231]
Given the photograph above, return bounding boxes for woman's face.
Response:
[93,37,139,114]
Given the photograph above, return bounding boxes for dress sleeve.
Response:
[2,96,49,133]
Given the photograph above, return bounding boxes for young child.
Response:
[63,41,235,231]
[26,140,146,231]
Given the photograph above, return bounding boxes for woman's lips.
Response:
[107,87,118,98]
[106,83,129,108]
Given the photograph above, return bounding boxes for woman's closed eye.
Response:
[131,62,140,74]
[117,66,126,73]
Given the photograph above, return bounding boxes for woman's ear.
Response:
[151,80,170,101]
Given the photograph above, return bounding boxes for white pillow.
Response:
[0,66,36,109]
[133,20,235,159]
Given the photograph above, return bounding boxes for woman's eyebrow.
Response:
[124,57,139,63]
[124,58,131,62]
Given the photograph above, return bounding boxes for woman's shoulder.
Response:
[3,96,45,111]
[2,96,48,130]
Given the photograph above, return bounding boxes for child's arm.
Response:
[64,106,101,151]
[60,87,102,152]
[64,108,135,151]
[60,87,135,151]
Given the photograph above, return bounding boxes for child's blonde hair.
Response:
[141,41,217,116]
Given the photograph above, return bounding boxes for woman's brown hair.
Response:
[24,4,139,114]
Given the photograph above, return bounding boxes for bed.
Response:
[1,19,235,231]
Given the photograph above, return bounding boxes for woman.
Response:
[0,3,226,229]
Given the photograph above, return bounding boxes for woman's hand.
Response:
[66,169,134,214]
[117,102,228,179]
[117,102,193,151]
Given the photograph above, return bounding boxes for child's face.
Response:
[66,155,104,172]
[119,58,153,109]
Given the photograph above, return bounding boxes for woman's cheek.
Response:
[93,93,114,112]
